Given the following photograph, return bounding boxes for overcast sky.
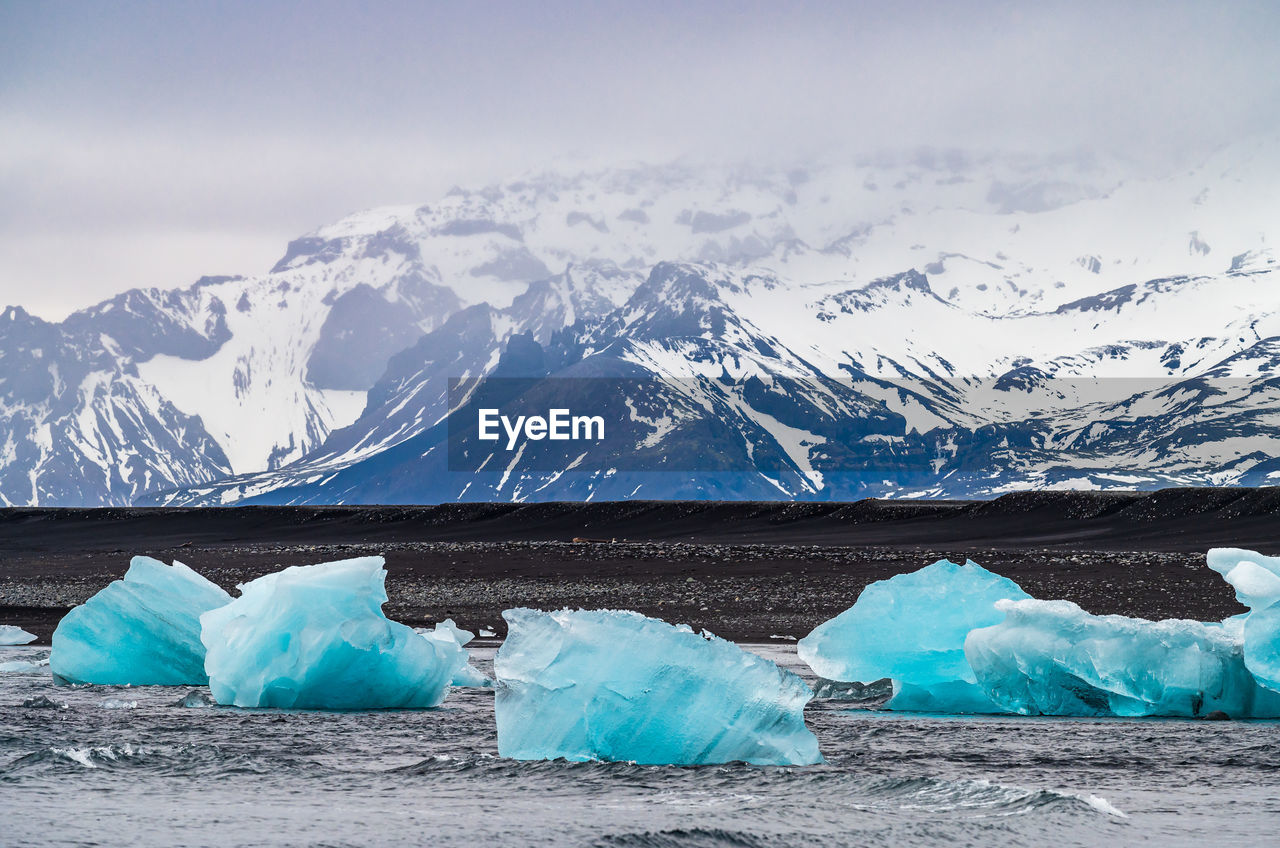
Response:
[2,0,1278,320]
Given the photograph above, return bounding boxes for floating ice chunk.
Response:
[50,557,231,686]
[1206,548,1280,692]
[495,608,821,766]
[23,695,68,709]
[201,557,466,709]
[175,690,216,708]
[478,627,496,638]
[1207,548,1280,611]
[0,658,49,674]
[965,599,1280,718]
[415,619,491,687]
[798,559,1030,712]
[1242,604,1280,692]
[427,618,473,646]
[0,624,38,645]
[884,679,1012,714]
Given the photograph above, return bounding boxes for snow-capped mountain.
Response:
[4,137,1278,506]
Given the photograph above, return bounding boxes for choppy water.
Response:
[3,644,1278,848]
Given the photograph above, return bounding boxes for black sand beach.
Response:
[4,487,1279,642]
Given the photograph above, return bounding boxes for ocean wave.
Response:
[856,775,1126,818]
[594,828,789,848]
[0,742,306,778]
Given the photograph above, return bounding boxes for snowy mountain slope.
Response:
[5,136,1280,506]
[150,253,1280,506]
[0,303,232,505]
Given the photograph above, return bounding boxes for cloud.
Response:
[1,0,1277,317]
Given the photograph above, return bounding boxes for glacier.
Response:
[1207,548,1280,692]
[200,557,467,709]
[494,608,822,766]
[50,557,231,685]
[965,598,1280,718]
[0,625,38,645]
[798,559,1031,712]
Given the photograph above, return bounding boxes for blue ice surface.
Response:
[797,559,1031,713]
[50,557,231,685]
[0,657,50,674]
[416,619,492,687]
[494,608,822,766]
[0,624,37,645]
[200,557,466,710]
[965,598,1280,718]
[1207,548,1280,612]
[1207,548,1280,692]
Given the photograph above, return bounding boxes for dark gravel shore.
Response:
[4,488,1279,642]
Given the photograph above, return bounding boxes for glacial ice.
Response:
[964,599,1280,718]
[50,557,231,686]
[1207,548,1280,692]
[416,619,491,687]
[798,559,1030,712]
[0,624,38,645]
[1207,548,1280,612]
[0,658,49,674]
[200,557,467,709]
[1241,604,1280,692]
[494,608,822,766]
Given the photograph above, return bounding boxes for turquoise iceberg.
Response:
[965,598,1280,718]
[0,625,38,645]
[1207,548,1280,692]
[1207,548,1280,612]
[797,559,1031,712]
[50,557,230,685]
[200,556,466,710]
[494,608,822,766]
[417,619,491,687]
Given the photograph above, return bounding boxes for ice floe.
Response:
[200,557,468,709]
[965,598,1280,718]
[50,557,230,685]
[0,624,37,645]
[495,608,821,766]
[798,559,1030,712]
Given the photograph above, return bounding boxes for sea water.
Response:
[2,643,1277,847]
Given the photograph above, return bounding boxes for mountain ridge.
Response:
[4,141,1278,505]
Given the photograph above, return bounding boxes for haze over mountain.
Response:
[5,2,1278,319]
[2,136,1277,506]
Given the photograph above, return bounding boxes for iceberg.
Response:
[50,557,231,685]
[200,557,467,709]
[1206,548,1280,612]
[1207,548,1280,692]
[1,658,50,674]
[1241,604,1280,692]
[965,598,1280,718]
[494,608,822,766]
[798,559,1031,712]
[0,624,38,645]
[416,619,491,687]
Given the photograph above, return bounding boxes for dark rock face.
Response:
[61,286,232,362]
[271,236,344,273]
[688,209,752,234]
[0,302,233,506]
[307,284,442,391]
